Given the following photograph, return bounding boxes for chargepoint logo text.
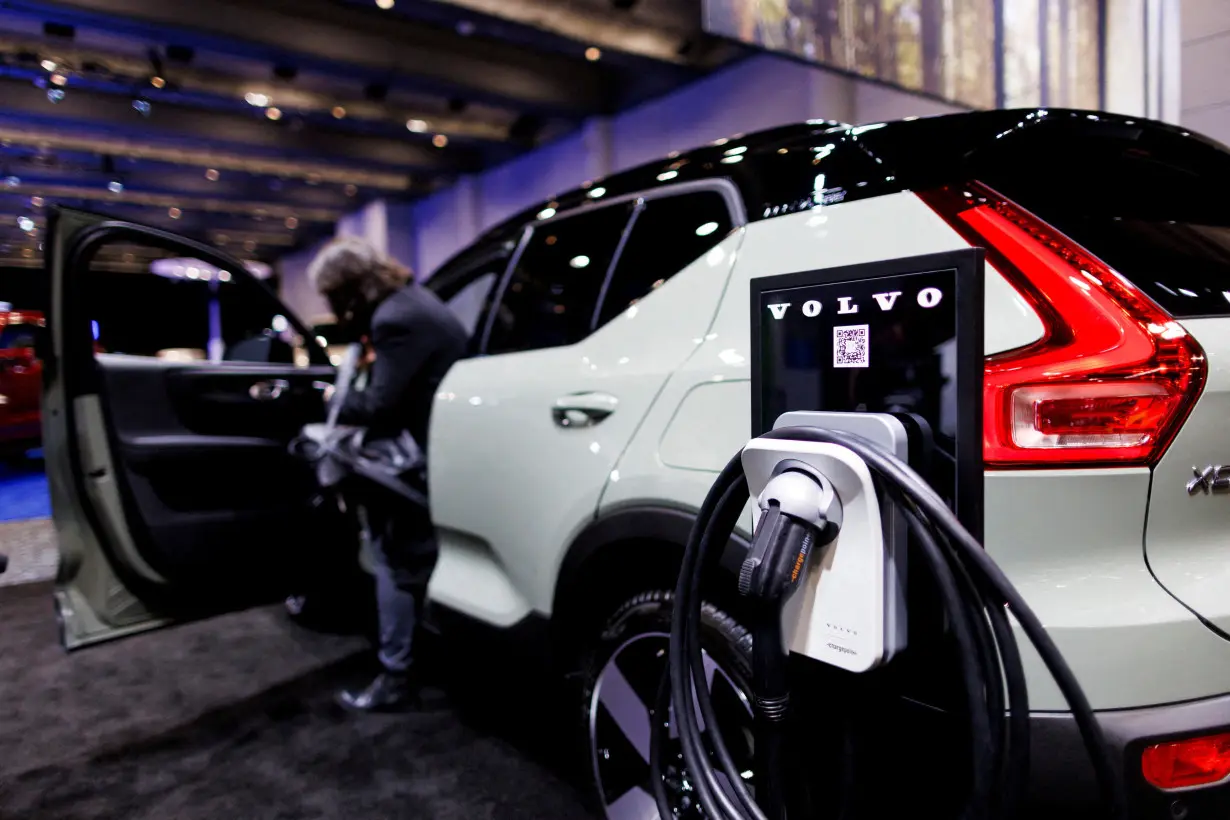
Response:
[826,643,857,656]
[766,286,944,321]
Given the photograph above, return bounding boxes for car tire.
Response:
[580,590,755,819]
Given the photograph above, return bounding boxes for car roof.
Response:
[430,108,1216,279]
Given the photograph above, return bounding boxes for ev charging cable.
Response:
[661,425,1128,820]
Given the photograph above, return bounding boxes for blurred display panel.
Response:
[704,0,1101,111]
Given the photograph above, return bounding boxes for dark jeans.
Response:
[364,496,438,674]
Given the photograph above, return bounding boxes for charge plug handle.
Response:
[738,460,843,820]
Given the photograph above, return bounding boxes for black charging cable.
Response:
[658,426,1128,820]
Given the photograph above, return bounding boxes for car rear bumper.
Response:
[1031,694,1230,819]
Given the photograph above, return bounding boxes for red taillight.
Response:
[1142,732,1230,790]
[920,183,1206,468]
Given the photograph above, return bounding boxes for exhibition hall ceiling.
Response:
[0,0,744,268]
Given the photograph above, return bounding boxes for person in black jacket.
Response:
[308,237,468,712]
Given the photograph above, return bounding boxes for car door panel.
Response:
[45,207,337,649]
[429,228,746,619]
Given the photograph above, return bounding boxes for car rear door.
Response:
[428,185,744,625]
[44,208,338,649]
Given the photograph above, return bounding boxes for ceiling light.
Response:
[150,76,166,89]
[30,196,43,207]
[570,255,590,269]
[376,0,394,7]
[585,46,602,61]
[168,207,182,219]
[656,170,678,182]
[107,180,123,193]
[243,239,257,252]
[50,72,68,87]
[537,207,556,219]
[432,134,448,148]
[724,145,747,156]
[244,92,269,107]
[695,221,719,237]
[720,155,743,164]
[205,168,220,181]
[17,216,34,232]
[3,176,19,188]
[265,107,282,121]
[40,59,56,72]
[332,106,346,119]
[588,187,606,198]
[406,118,428,133]
[344,184,358,197]
[46,88,65,104]
[285,216,299,229]
[132,99,151,116]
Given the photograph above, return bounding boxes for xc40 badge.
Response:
[1187,465,1230,496]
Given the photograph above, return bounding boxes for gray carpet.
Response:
[0,581,596,820]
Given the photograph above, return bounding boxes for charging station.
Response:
[658,249,1125,820]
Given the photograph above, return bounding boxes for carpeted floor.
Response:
[0,581,596,820]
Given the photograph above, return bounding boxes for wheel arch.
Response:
[551,502,751,672]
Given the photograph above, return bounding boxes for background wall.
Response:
[1180,0,1230,142]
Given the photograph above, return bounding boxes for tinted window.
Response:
[486,202,634,355]
[973,124,1230,318]
[596,190,733,327]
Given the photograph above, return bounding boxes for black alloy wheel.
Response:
[582,591,755,819]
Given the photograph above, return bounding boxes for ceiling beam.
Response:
[0,75,467,173]
[0,33,517,143]
[6,0,608,115]
[0,125,410,190]
[0,182,343,221]
[403,0,693,65]
[0,166,366,208]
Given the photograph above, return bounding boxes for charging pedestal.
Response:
[743,249,988,817]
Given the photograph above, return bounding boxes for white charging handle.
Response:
[742,439,892,673]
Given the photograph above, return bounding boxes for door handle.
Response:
[552,391,617,428]
[249,379,290,401]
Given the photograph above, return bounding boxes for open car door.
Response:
[44,208,339,650]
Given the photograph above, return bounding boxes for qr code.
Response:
[833,324,869,368]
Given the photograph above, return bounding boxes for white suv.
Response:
[43,110,1230,820]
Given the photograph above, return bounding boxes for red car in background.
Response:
[0,304,45,460]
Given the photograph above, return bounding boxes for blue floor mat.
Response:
[0,452,51,522]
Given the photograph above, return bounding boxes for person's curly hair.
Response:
[307,237,412,305]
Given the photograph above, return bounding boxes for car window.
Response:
[485,202,635,355]
[447,271,500,338]
[595,190,735,328]
[82,239,323,366]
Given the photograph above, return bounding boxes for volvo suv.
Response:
[40,110,1230,819]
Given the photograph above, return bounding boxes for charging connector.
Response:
[736,463,842,820]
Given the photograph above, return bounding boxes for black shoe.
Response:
[335,671,419,713]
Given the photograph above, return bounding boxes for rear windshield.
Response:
[970,121,1230,319]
